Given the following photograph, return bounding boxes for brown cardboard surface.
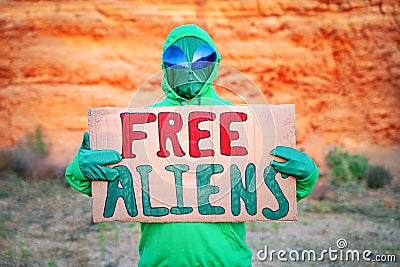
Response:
[90,105,296,222]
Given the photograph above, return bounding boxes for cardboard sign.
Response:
[89,105,296,222]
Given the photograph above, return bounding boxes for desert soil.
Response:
[0,172,398,267]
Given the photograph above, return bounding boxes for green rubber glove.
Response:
[65,132,122,196]
[270,146,315,180]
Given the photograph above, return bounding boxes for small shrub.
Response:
[309,183,334,201]
[326,146,369,184]
[26,126,48,156]
[0,126,56,180]
[347,154,369,180]
[0,149,12,172]
[365,165,392,189]
[9,145,36,177]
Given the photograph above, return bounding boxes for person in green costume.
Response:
[65,24,319,266]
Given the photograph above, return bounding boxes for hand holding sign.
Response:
[78,132,122,181]
[270,146,315,180]
[65,132,122,196]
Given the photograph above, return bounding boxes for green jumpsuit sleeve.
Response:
[296,165,319,202]
[65,153,92,197]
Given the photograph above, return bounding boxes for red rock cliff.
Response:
[0,0,399,165]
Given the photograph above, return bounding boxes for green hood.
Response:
[153,24,231,107]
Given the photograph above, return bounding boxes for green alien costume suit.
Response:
[65,24,319,266]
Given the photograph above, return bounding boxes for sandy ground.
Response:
[0,170,399,267]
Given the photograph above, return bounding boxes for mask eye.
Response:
[163,45,189,69]
[191,45,217,70]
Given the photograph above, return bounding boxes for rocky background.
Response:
[0,0,399,177]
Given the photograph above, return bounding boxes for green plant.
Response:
[271,222,280,233]
[135,222,142,240]
[113,222,120,246]
[98,230,106,257]
[127,222,134,232]
[7,243,13,264]
[48,258,57,267]
[326,146,369,184]
[18,240,29,265]
[26,126,48,156]
[365,165,392,189]
[98,222,111,257]
[246,222,257,231]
